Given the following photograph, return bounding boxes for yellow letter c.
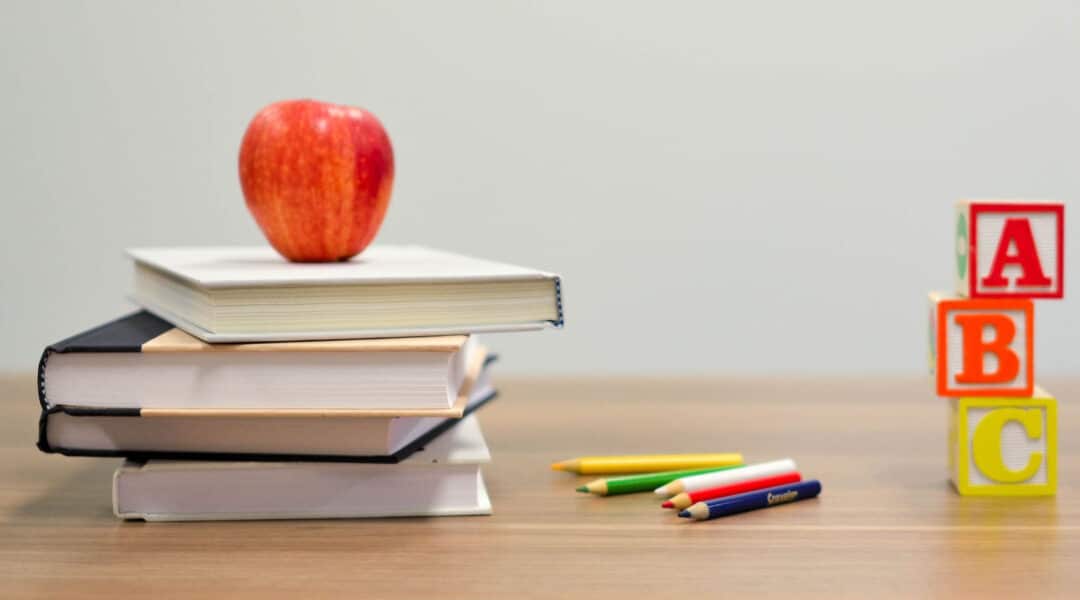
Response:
[972,408,1043,483]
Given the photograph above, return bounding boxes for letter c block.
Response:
[948,391,1057,496]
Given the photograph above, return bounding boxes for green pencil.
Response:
[575,465,742,496]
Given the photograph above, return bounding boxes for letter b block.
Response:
[929,292,1033,397]
[955,199,1064,299]
[948,391,1057,496]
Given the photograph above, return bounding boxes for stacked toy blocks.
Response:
[930,200,1064,496]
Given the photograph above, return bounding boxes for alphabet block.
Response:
[929,292,1033,397]
[948,390,1057,496]
[955,199,1064,299]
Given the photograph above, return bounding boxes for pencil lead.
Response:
[575,485,588,493]
[661,500,674,509]
[677,510,691,518]
[551,462,566,472]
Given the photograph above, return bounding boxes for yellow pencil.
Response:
[550,453,743,475]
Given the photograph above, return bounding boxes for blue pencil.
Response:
[678,480,821,521]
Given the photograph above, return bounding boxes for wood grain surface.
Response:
[1,374,1076,598]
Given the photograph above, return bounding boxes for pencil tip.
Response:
[575,486,588,493]
[661,501,673,509]
[653,487,669,496]
[551,462,565,472]
[677,510,690,518]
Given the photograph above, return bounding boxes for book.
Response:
[113,414,493,521]
[37,313,500,462]
[38,311,481,411]
[37,378,494,462]
[128,245,563,342]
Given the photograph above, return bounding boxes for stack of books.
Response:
[36,246,562,520]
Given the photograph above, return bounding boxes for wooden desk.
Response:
[1,374,1076,598]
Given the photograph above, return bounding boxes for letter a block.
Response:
[929,292,1033,397]
[955,199,1064,299]
[948,391,1057,496]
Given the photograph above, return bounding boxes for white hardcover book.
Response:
[128,245,563,342]
[113,415,493,521]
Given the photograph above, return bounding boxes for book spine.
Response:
[553,276,565,327]
[35,347,54,453]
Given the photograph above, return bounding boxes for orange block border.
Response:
[936,298,1034,397]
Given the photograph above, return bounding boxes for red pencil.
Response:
[662,471,802,510]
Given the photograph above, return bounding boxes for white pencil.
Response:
[653,458,798,497]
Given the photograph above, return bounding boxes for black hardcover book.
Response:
[37,312,497,463]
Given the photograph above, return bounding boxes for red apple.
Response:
[238,99,394,262]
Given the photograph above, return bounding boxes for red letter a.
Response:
[980,218,1052,288]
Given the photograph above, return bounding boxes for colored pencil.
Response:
[678,480,822,521]
[576,465,743,496]
[551,453,743,475]
[654,458,797,497]
[662,471,802,509]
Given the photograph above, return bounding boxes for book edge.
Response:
[129,246,560,288]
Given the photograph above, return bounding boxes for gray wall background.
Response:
[2,1,1078,375]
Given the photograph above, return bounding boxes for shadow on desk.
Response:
[6,459,116,522]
